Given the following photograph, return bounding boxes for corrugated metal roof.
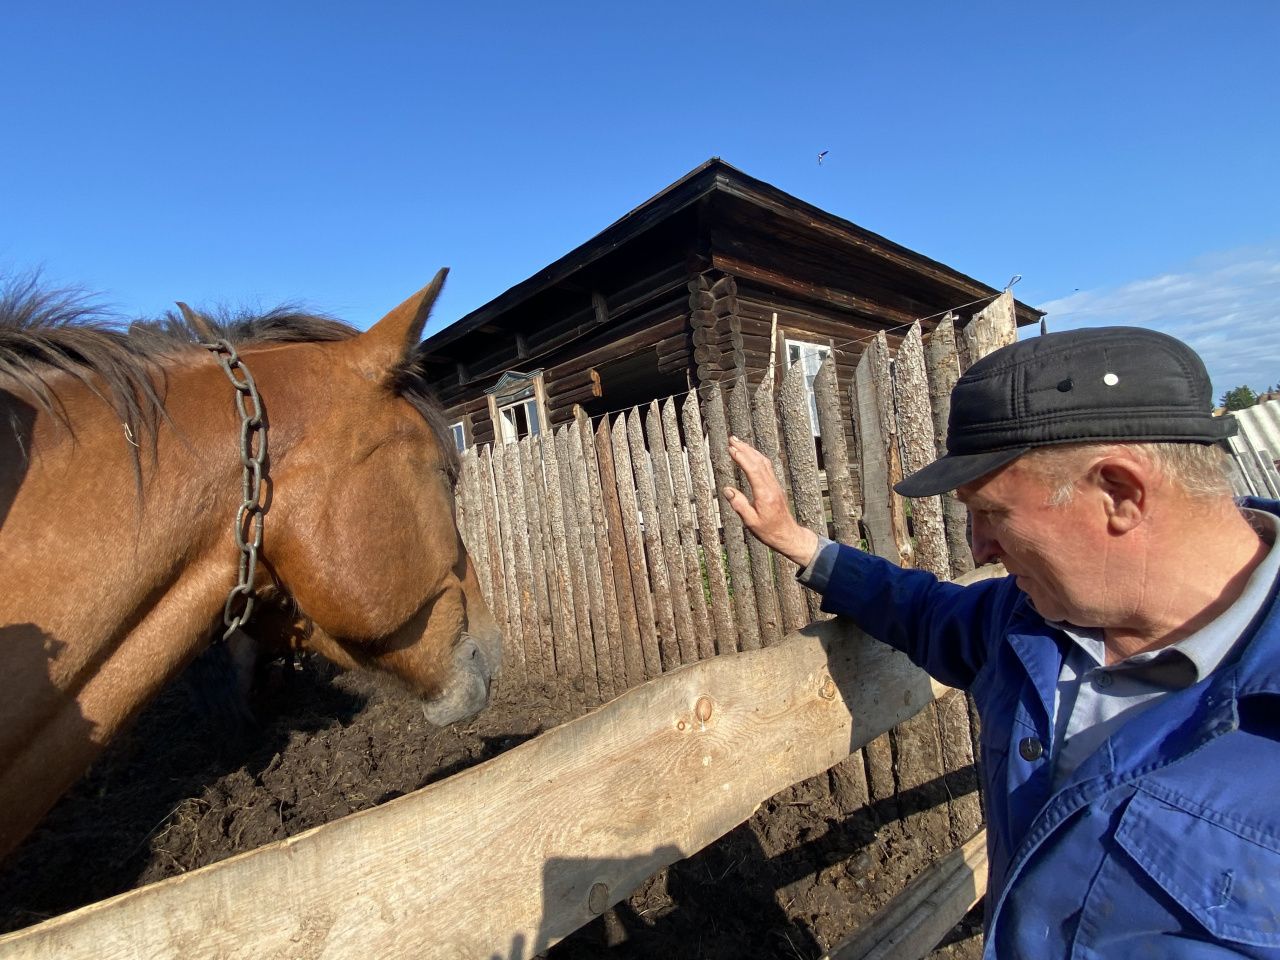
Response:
[1227,398,1280,498]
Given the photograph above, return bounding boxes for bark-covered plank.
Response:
[814,355,859,546]
[663,398,714,662]
[502,440,540,680]
[624,409,675,670]
[682,391,737,656]
[892,323,949,578]
[751,379,809,633]
[541,429,581,686]
[702,384,761,651]
[596,415,646,688]
[646,402,696,668]
[573,408,621,700]
[555,426,599,702]
[729,381,783,646]
[923,315,973,577]
[778,363,827,622]
[519,437,555,679]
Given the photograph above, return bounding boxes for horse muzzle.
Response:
[420,626,503,727]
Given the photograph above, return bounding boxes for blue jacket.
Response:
[817,498,1280,958]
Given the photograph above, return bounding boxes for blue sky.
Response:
[2,1,1276,399]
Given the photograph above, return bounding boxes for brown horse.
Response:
[0,271,502,860]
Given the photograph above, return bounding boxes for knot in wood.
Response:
[588,882,610,916]
[694,696,714,723]
[818,676,837,701]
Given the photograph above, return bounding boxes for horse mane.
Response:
[0,274,458,472]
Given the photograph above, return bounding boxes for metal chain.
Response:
[203,338,268,643]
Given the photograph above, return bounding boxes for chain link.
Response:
[203,339,268,643]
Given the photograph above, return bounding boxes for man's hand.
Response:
[723,435,819,569]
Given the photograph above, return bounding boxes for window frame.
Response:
[448,420,468,453]
[486,369,548,446]
[784,337,832,436]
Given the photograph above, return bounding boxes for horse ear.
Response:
[357,268,449,367]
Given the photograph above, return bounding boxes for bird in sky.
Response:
[817,150,828,165]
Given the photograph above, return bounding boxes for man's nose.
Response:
[969,518,999,566]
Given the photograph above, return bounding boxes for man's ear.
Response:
[1093,457,1148,534]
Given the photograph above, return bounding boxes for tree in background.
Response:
[1221,385,1260,411]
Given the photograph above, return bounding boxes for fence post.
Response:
[729,381,783,646]
[663,397,715,662]
[703,383,762,651]
[778,362,827,622]
[573,408,623,700]
[646,401,698,666]
[626,409,675,674]
[682,390,738,656]
[751,378,809,633]
[923,314,973,577]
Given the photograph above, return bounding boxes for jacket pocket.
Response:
[1115,786,1280,947]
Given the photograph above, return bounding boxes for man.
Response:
[723,326,1280,958]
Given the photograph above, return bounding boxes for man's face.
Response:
[956,459,1110,625]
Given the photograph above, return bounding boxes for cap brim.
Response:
[894,447,1030,498]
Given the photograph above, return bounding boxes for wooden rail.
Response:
[0,619,952,960]
[824,829,988,960]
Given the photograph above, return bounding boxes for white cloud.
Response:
[1039,247,1280,401]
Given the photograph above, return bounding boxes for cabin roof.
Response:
[418,158,1042,361]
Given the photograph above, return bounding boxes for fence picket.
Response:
[855,334,911,565]
[616,411,664,678]
[893,323,949,578]
[624,414,675,675]
[595,415,647,688]
[729,381,783,645]
[642,403,693,669]
[541,430,581,688]
[923,315,973,577]
[682,391,737,656]
[475,448,506,631]
[554,426,599,702]
[519,437,555,679]
[703,384,761,651]
[662,398,714,662]
[573,409,621,700]
[778,362,826,622]
[501,440,539,680]
[814,356,859,546]
[960,289,1017,372]
[750,379,809,633]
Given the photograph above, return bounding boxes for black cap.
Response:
[895,326,1236,498]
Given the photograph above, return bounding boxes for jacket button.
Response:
[1019,737,1044,761]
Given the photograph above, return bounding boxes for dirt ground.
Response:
[0,649,982,958]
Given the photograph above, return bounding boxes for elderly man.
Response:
[723,327,1280,958]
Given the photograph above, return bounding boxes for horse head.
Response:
[241,271,502,725]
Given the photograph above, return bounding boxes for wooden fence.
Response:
[455,292,1018,699]
[455,292,1017,856]
[0,616,984,959]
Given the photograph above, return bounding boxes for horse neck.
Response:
[0,357,249,742]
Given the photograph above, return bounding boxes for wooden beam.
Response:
[591,290,609,327]
[711,252,921,329]
[822,829,988,960]
[0,620,957,960]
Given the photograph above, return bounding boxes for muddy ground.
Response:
[0,650,982,958]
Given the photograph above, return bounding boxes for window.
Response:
[449,421,468,453]
[486,369,547,445]
[785,338,832,436]
[497,397,540,443]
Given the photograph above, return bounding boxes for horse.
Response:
[0,270,503,861]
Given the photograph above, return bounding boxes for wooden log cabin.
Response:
[417,158,1042,452]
